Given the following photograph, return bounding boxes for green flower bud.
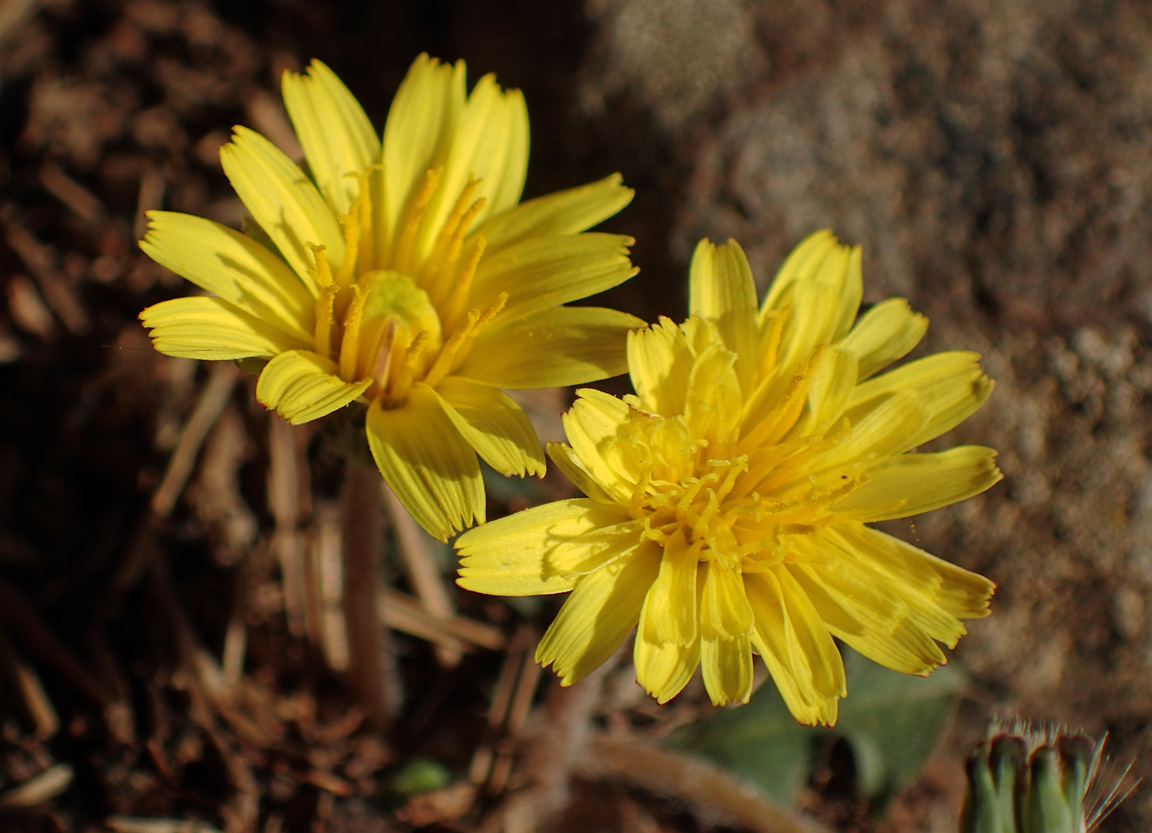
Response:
[959,723,1135,833]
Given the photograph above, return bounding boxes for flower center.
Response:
[307,165,508,406]
[616,395,858,572]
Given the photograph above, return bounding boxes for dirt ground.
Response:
[0,0,1149,831]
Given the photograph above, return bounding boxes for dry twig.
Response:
[578,734,835,833]
[383,486,462,667]
[0,624,59,738]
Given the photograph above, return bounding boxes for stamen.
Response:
[313,284,337,357]
[338,285,368,382]
[393,167,442,276]
[387,330,430,403]
[695,489,721,535]
[630,467,654,516]
[439,236,486,335]
[334,207,360,289]
[308,244,334,289]
[739,357,815,451]
[712,457,748,503]
[348,166,380,273]
[422,292,507,388]
[423,178,484,302]
[759,306,788,378]
[367,319,398,392]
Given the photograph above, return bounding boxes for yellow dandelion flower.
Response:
[138,55,641,541]
[456,231,1001,725]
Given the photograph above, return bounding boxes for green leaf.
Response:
[665,684,815,804]
[666,646,967,805]
[834,647,967,798]
[388,758,451,797]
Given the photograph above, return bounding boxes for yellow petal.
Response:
[536,546,661,685]
[835,522,994,621]
[745,569,845,726]
[141,296,309,360]
[790,346,859,437]
[255,349,372,424]
[366,384,483,541]
[382,54,466,246]
[418,72,528,252]
[282,60,378,215]
[761,231,862,343]
[477,174,635,255]
[456,498,634,595]
[701,562,753,640]
[546,441,618,504]
[834,446,1002,521]
[633,619,701,704]
[220,126,345,286]
[813,527,979,650]
[459,306,644,389]
[771,280,849,383]
[643,530,699,645]
[787,560,948,675]
[838,297,928,380]
[140,211,314,338]
[472,81,529,218]
[847,351,994,452]
[627,317,693,417]
[807,392,927,476]
[470,233,638,320]
[688,239,760,392]
[432,376,546,477]
[559,389,636,502]
[683,341,742,444]
[700,631,754,706]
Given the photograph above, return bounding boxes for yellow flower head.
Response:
[456,231,1001,725]
[140,55,641,540]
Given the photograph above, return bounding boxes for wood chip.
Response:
[134,165,166,242]
[3,215,89,334]
[6,273,56,339]
[0,0,40,46]
[0,763,73,807]
[39,162,106,223]
[106,816,224,833]
[0,624,59,738]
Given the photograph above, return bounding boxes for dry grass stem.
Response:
[38,162,105,223]
[2,208,89,334]
[152,363,238,516]
[580,734,836,833]
[105,818,224,833]
[383,485,462,667]
[312,500,351,671]
[0,575,111,709]
[379,586,504,654]
[0,763,73,807]
[0,622,59,738]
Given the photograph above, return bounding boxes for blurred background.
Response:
[0,0,1148,831]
